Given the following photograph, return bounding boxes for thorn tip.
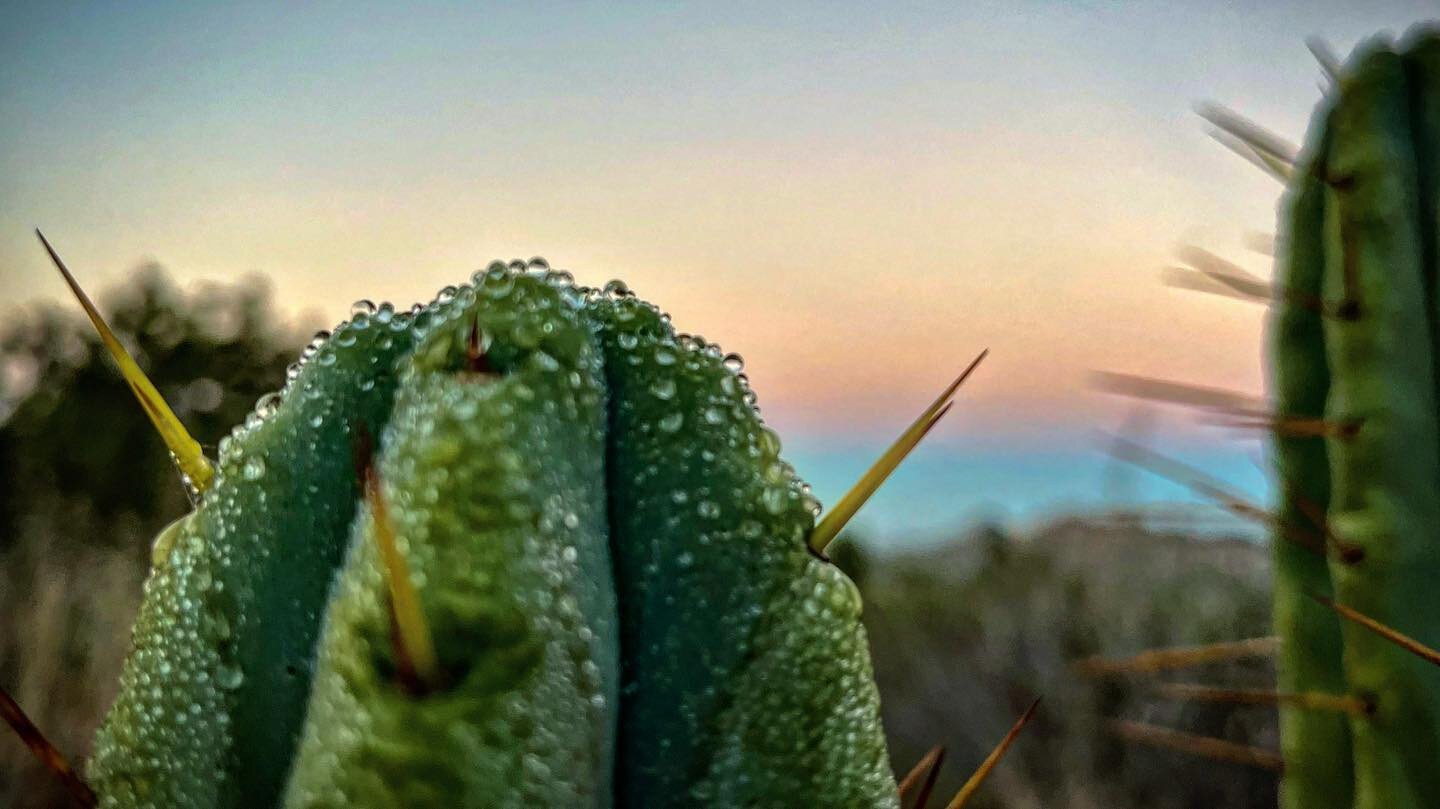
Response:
[809,350,986,554]
[944,697,1040,809]
[36,231,214,493]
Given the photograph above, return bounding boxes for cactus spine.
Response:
[1270,26,1440,809]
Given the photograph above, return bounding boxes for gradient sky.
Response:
[3,2,1435,540]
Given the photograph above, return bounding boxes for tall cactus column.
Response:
[1270,27,1440,809]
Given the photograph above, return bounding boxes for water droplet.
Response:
[762,486,788,515]
[659,412,684,433]
[759,427,783,456]
[242,456,266,481]
[216,664,244,690]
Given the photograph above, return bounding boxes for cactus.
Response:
[7,245,1004,807]
[1269,25,1440,809]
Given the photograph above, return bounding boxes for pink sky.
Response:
[4,3,1433,449]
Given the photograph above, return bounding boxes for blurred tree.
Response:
[0,264,311,551]
[0,264,311,809]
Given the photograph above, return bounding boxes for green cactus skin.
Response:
[87,307,421,808]
[283,275,619,807]
[689,556,896,807]
[1270,132,1354,809]
[1271,26,1440,809]
[585,295,898,807]
[87,264,897,807]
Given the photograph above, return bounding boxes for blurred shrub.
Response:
[848,518,1275,809]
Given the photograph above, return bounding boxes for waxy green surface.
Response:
[90,266,898,808]
[1269,26,1440,809]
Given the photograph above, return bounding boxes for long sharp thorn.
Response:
[1152,683,1370,715]
[1091,371,1357,439]
[1194,103,1298,167]
[1307,592,1440,668]
[1098,434,1327,556]
[1207,130,1292,182]
[897,745,945,809]
[36,230,214,493]
[1106,720,1283,772]
[1306,36,1342,82]
[0,684,97,807]
[1090,371,1265,415]
[1073,636,1280,676]
[364,464,442,692]
[1162,267,1330,317]
[1178,246,1273,300]
[944,698,1040,809]
[1203,414,1362,440]
[1162,267,1272,306]
[809,350,987,554]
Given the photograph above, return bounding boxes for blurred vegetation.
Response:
[1,266,311,809]
[1,267,1275,808]
[838,519,1276,809]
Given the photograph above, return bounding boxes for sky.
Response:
[3,2,1436,543]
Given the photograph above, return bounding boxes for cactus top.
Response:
[88,263,899,809]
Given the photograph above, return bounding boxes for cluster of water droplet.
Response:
[578,282,867,804]
[283,270,619,807]
[692,558,899,808]
[92,254,898,808]
[88,507,238,807]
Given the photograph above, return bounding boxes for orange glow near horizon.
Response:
[4,4,1431,443]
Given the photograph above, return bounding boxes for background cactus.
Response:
[1269,26,1440,809]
